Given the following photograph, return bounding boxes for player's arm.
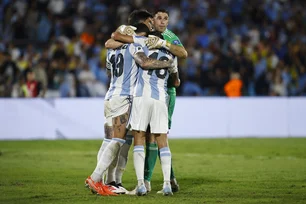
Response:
[133,52,173,70]
[105,25,137,49]
[145,35,188,59]
[105,38,124,49]
[168,44,188,59]
[111,32,134,44]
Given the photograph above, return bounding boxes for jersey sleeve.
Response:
[169,56,178,74]
[162,30,183,47]
[129,43,145,56]
[132,36,146,47]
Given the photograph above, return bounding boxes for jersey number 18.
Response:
[147,52,168,79]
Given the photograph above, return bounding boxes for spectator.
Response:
[0,0,306,98]
[224,72,243,97]
[22,69,42,97]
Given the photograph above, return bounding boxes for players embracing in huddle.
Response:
[85,8,187,196]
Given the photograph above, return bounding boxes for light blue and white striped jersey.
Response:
[133,37,178,102]
[105,44,141,100]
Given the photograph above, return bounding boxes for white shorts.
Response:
[104,100,112,126]
[130,97,168,134]
[109,96,133,118]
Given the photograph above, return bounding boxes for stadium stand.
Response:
[1,0,306,97]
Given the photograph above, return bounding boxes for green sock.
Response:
[144,142,158,182]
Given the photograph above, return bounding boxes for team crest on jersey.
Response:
[173,40,180,45]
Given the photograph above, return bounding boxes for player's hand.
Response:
[174,78,180,87]
[165,59,175,69]
[145,35,165,49]
[116,25,137,36]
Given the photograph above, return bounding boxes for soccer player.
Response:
[130,31,178,196]
[143,9,188,193]
[85,49,118,196]
[107,9,187,193]
[103,10,156,190]
[85,13,173,196]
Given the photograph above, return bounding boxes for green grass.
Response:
[0,138,306,204]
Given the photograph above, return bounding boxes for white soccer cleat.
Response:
[157,183,173,196]
[107,182,126,194]
[127,181,150,195]
[144,180,151,192]
[135,184,147,196]
[116,183,129,194]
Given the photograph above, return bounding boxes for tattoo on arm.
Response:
[134,52,171,69]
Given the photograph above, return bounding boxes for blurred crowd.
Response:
[1,0,306,97]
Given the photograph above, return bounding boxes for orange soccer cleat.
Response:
[85,176,118,196]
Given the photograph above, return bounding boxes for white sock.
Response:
[115,135,132,184]
[133,145,145,186]
[159,147,172,185]
[95,139,110,183]
[106,152,119,184]
[97,139,111,163]
[91,138,125,183]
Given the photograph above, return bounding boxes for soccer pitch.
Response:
[0,138,305,204]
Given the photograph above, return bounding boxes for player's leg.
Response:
[154,133,172,196]
[130,97,152,196]
[90,96,131,194]
[143,127,158,192]
[85,100,116,196]
[97,126,112,163]
[106,97,133,194]
[143,90,177,190]
[97,100,113,162]
[133,130,147,195]
[151,99,173,196]
[104,111,129,186]
[115,131,133,192]
[167,89,179,192]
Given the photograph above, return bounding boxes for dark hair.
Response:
[128,9,153,26]
[149,31,164,39]
[134,23,151,35]
[153,8,169,16]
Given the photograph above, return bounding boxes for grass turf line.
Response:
[0,138,305,204]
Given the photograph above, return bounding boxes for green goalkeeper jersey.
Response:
[162,29,183,94]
